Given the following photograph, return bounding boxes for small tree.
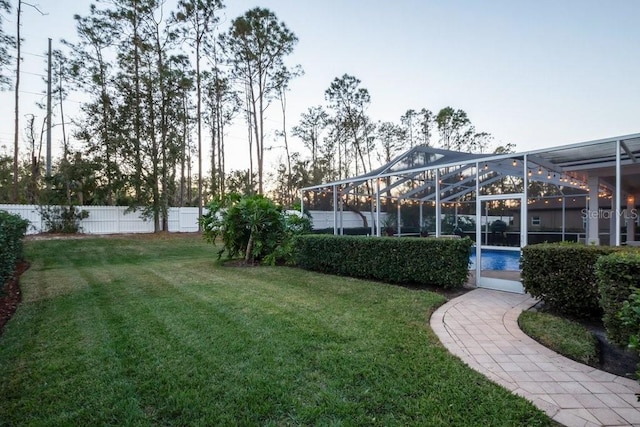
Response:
[200,193,310,264]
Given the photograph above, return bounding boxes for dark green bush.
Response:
[619,287,640,398]
[38,205,89,233]
[596,251,640,345]
[292,235,472,288]
[0,211,29,286]
[521,243,618,318]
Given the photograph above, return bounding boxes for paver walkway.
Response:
[430,288,640,427]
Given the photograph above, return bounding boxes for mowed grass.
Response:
[0,234,552,426]
[519,310,599,366]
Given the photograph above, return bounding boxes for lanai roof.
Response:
[301,133,640,202]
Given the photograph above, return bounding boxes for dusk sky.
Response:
[1,0,639,173]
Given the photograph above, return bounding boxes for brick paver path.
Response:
[430,288,640,427]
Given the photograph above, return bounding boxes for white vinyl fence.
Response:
[0,205,200,235]
[0,205,385,235]
[307,210,389,230]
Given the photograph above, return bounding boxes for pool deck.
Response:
[431,288,640,427]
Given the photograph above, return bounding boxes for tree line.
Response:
[0,0,507,231]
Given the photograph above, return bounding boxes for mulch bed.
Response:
[0,261,29,335]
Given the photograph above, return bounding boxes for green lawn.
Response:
[519,310,599,366]
[0,234,552,426]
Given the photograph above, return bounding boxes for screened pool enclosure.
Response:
[300,134,640,293]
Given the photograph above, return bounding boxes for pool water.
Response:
[469,249,521,271]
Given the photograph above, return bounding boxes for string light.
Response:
[537,167,543,175]
[527,170,532,177]
[512,159,517,167]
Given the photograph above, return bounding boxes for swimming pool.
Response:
[469,249,521,271]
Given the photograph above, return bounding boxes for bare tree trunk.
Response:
[257,80,264,195]
[155,29,168,232]
[280,87,292,205]
[210,128,215,198]
[196,36,203,230]
[58,63,68,159]
[216,83,224,196]
[187,152,192,203]
[12,1,22,202]
[132,0,143,202]
[145,61,160,232]
[245,83,254,190]
[249,79,262,194]
[180,94,187,207]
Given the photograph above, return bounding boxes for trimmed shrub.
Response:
[292,235,472,288]
[596,251,640,345]
[619,288,640,398]
[521,243,618,318]
[0,211,29,286]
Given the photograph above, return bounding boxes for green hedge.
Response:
[619,288,640,390]
[0,211,29,287]
[292,235,472,288]
[596,251,640,345]
[521,243,618,318]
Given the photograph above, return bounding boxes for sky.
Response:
[1,0,639,176]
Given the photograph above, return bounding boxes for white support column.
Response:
[522,155,528,247]
[475,162,481,284]
[332,185,338,235]
[587,176,600,245]
[435,169,441,237]
[375,180,381,237]
[484,202,489,245]
[627,194,636,243]
[615,140,622,246]
[454,200,459,227]
[419,202,423,232]
[396,200,401,237]
[561,196,566,242]
[300,191,305,236]
[339,191,344,235]
[610,195,617,246]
